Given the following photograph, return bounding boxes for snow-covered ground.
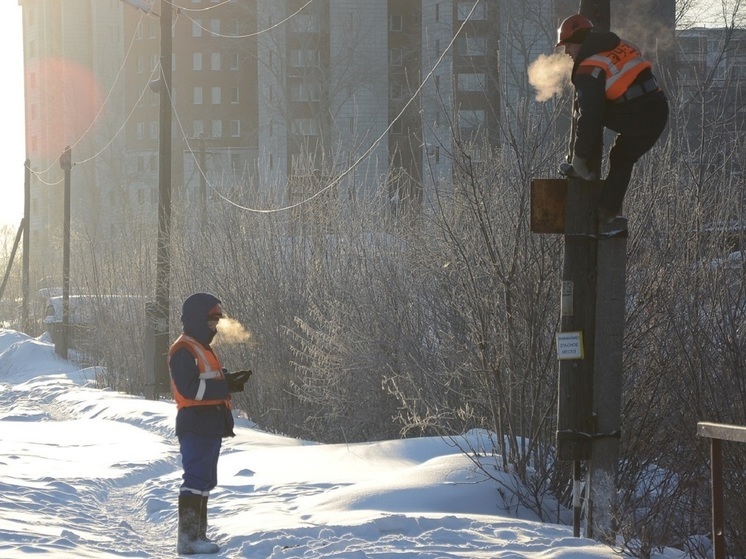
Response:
[0,329,688,558]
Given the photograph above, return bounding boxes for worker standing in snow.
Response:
[168,292,251,555]
[557,14,669,224]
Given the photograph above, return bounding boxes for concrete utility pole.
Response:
[58,145,72,359]
[153,0,174,399]
[531,0,623,544]
[199,134,207,228]
[22,159,30,333]
[575,1,625,544]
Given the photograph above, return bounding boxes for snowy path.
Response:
[0,371,180,557]
[0,332,639,559]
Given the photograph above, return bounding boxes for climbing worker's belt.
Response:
[614,78,659,104]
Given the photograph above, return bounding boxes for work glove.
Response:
[571,155,599,181]
[225,370,252,393]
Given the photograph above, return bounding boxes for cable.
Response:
[178,0,316,40]
[30,7,149,177]
[213,0,484,214]
[74,65,161,167]
[166,0,233,12]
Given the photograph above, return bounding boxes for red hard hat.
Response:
[556,14,593,47]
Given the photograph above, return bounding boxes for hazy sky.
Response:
[1,3,25,230]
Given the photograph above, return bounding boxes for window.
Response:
[136,122,145,140]
[390,82,404,100]
[457,2,487,20]
[457,73,487,92]
[389,48,403,67]
[291,118,319,136]
[292,14,319,33]
[389,14,403,32]
[229,51,239,70]
[150,122,158,139]
[230,87,239,104]
[457,36,488,57]
[290,49,320,67]
[458,109,486,129]
[193,87,203,105]
[211,52,221,71]
[230,120,240,137]
[193,120,204,137]
[211,87,221,104]
[211,120,222,138]
[210,19,220,36]
[193,53,202,71]
[290,83,319,101]
[231,153,242,172]
[192,19,202,37]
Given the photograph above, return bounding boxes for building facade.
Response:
[19,0,677,293]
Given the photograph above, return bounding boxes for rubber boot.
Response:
[199,495,216,543]
[177,494,220,555]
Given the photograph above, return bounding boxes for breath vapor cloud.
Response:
[528,53,574,102]
[215,316,252,345]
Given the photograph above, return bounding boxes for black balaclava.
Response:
[181,292,221,346]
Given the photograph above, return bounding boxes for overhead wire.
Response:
[30,0,315,184]
[212,0,483,214]
[29,7,149,179]
[166,0,233,12]
[177,0,317,40]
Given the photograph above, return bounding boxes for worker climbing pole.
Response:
[531,0,667,544]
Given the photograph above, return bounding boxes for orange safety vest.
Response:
[579,40,652,101]
[168,333,231,410]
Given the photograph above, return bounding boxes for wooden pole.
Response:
[710,437,725,559]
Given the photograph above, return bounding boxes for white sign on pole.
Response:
[556,331,584,360]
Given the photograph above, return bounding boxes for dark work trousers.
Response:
[599,91,669,213]
[179,432,222,495]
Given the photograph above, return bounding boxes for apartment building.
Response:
[19,0,552,284]
[123,1,258,228]
[19,0,126,283]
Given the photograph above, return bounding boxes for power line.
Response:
[212,0,484,215]
[29,7,150,178]
[178,0,317,40]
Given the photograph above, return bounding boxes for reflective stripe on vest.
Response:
[168,333,230,410]
[580,40,652,101]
